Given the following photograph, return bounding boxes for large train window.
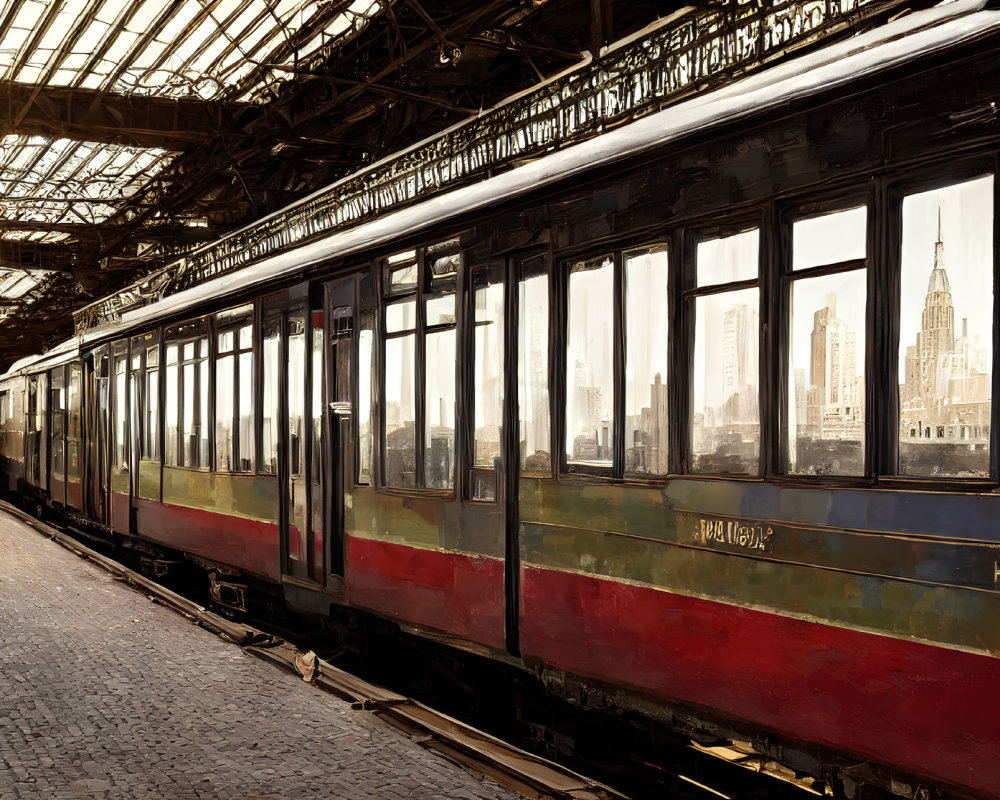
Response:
[214,304,255,472]
[164,319,209,468]
[565,255,615,471]
[131,331,160,501]
[562,245,669,478]
[785,206,868,476]
[260,316,280,475]
[357,272,376,485]
[26,372,46,488]
[518,254,551,477]
[624,246,670,476]
[381,241,460,491]
[49,367,65,494]
[470,262,504,500]
[67,363,81,491]
[896,175,994,478]
[690,228,760,474]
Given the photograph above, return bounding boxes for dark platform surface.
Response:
[0,511,516,800]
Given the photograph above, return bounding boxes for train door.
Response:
[107,341,130,533]
[269,286,321,585]
[272,278,353,588]
[25,371,47,493]
[324,276,355,579]
[66,362,83,510]
[48,366,66,506]
[503,251,551,655]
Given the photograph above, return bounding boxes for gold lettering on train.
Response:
[693,518,772,552]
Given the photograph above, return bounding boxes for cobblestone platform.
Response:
[0,511,519,800]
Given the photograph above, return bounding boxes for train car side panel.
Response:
[519,563,1000,797]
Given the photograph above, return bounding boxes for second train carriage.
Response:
[2,4,1000,798]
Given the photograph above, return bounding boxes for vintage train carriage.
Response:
[4,3,1000,798]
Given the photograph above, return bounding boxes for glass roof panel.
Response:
[0,135,176,226]
[0,0,385,103]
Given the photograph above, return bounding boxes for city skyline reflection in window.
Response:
[897,175,994,478]
[518,260,550,476]
[566,256,614,468]
[692,229,759,474]
[624,246,669,475]
[788,270,866,475]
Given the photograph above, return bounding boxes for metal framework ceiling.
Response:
[0,0,668,367]
[0,135,174,237]
[0,0,383,102]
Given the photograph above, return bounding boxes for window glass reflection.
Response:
[385,334,416,487]
[358,330,374,484]
[566,256,614,468]
[261,321,280,474]
[788,270,866,475]
[624,247,669,475]
[692,288,760,473]
[473,275,504,478]
[898,176,994,477]
[425,328,456,489]
[697,229,759,286]
[519,268,550,475]
[215,354,234,471]
[793,206,867,271]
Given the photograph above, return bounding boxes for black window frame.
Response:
[773,190,875,484]
[877,158,1000,490]
[163,317,211,470]
[378,240,462,495]
[557,243,672,481]
[213,303,256,474]
[682,214,767,479]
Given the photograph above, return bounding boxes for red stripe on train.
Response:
[134,498,280,580]
[520,565,999,797]
[346,536,506,651]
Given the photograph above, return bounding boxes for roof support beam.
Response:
[0,82,247,149]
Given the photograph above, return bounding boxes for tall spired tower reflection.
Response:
[899,204,990,468]
[915,209,955,404]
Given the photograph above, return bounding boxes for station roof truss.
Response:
[0,0,945,368]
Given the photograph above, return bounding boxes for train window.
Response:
[384,301,417,488]
[792,206,867,271]
[67,363,81,487]
[113,352,127,477]
[691,228,760,474]
[165,320,209,468]
[697,228,759,285]
[288,312,308,559]
[624,246,670,476]
[214,304,254,472]
[49,368,65,488]
[357,270,376,485]
[470,264,504,501]
[357,329,374,484]
[565,255,615,469]
[427,239,461,281]
[518,255,551,476]
[381,241,461,491]
[385,251,418,294]
[165,344,179,466]
[26,374,46,487]
[786,206,868,476]
[261,318,280,474]
[425,293,457,490]
[896,175,994,478]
